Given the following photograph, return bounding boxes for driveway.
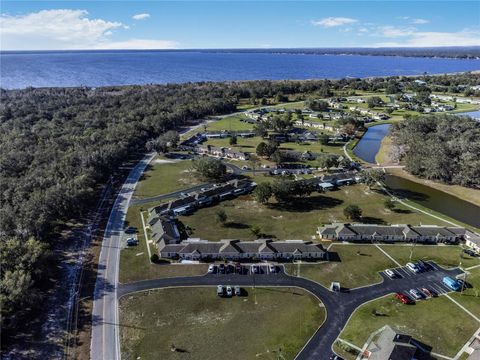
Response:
[118,263,463,359]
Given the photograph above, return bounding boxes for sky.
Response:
[0,1,479,50]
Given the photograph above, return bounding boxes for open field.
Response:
[119,204,209,283]
[378,244,480,269]
[451,267,480,316]
[286,244,396,289]
[133,160,201,199]
[206,114,254,131]
[339,295,479,358]
[179,184,451,241]
[119,287,325,360]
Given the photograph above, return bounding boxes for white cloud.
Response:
[0,9,177,50]
[358,27,369,33]
[132,13,150,21]
[311,17,358,28]
[412,18,429,25]
[95,39,178,50]
[377,26,415,38]
[374,29,480,47]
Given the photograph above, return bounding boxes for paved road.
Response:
[118,263,462,359]
[90,153,156,360]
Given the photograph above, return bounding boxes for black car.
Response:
[218,264,226,274]
[226,265,235,274]
[463,249,478,257]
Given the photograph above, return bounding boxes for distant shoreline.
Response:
[2,46,480,59]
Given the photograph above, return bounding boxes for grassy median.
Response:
[119,287,325,360]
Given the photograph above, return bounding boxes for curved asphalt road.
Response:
[118,265,463,359]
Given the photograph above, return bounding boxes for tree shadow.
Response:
[225,222,250,229]
[361,216,387,225]
[393,209,413,214]
[388,188,430,202]
[267,195,343,212]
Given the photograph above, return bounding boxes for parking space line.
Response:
[374,244,402,267]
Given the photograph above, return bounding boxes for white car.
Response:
[217,285,224,296]
[208,264,216,274]
[385,269,396,278]
[409,289,423,300]
[406,262,419,273]
[251,265,259,274]
[269,264,276,273]
[226,286,233,297]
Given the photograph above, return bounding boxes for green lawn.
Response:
[451,267,480,317]
[179,184,451,241]
[119,204,208,283]
[119,287,325,360]
[286,244,396,289]
[378,244,480,269]
[339,295,478,357]
[206,114,254,131]
[134,159,202,199]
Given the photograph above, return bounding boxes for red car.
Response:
[395,292,413,304]
[421,287,432,297]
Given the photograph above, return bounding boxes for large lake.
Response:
[1,50,479,89]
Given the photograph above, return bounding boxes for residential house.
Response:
[317,223,469,244]
[158,238,327,261]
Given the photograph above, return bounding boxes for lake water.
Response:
[385,175,480,228]
[1,50,480,89]
[353,124,391,164]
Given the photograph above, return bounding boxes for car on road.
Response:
[234,286,241,296]
[329,356,344,360]
[241,166,251,170]
[269,264,276,273]
[219,264,225,274]
[208,264,216,274]
[384,269,396,279]
[406,262,419,273]
[421,287,432,297]
[226,286,233,297]
[217,285,224,296]
[251,265,259,274]
[409,289,423,300]
[395,292,413,304]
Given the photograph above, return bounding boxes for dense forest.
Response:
[390,115,480,188]
[0,73,479,344]
[204,47,480,59]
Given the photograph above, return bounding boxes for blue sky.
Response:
[1,1,479,50]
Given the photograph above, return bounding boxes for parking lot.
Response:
[206,263,283,276]
[380,261,466,302]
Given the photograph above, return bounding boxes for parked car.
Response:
[463,249,478,257]
[124,226,137,234]
[395,292,412,304]
[219,264,225,274]
[421,287,432,297]
[208,264,216,274]
[234,286,241,296]
[217,285,224,296]
[269,264,276,273]
[418,260,433,271]
[384,269,396,279]
[241,166,251,170]
[227,264,235,274]
[409,289,423,300]
[235,264,242,274]
[226,286,233,297]
[126,238,138,246]
[251,265,259,274]
[406,262,419,273]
